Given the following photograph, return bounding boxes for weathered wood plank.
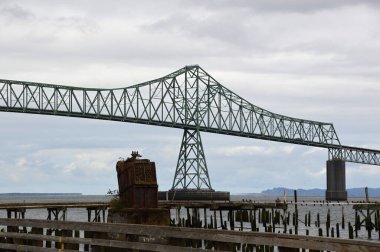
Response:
[0,243,78,252]
[0,231,221,252]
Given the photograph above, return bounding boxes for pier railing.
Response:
[0,218,380,252]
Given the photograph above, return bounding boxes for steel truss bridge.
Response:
[1,65,379,190]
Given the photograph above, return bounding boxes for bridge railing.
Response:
[0,218,379,251]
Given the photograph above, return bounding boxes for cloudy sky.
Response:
[1,0,380,194]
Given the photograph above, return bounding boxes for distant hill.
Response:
[261,187,380,197]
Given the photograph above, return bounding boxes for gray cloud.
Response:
[0,2,35,21]
[183,0,378,14]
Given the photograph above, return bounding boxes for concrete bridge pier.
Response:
[325,159,347,201]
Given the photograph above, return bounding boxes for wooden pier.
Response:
[352,202,380,240]
[0,201,286,210]
[0,202,110,222]
[2,200,380,242]
[0,201,286,217]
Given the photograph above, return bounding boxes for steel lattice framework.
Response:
[173,129,211,190]
[1,65,379,189]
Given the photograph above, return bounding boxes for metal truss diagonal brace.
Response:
[172,128,212,190]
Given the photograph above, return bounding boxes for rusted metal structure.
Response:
[110,152,169,226]
[116,151,158,208]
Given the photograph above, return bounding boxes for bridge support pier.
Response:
[325,159,347,201]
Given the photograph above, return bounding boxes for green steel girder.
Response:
[0,65,341,148]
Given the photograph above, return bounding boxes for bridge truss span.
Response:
[0,65,340,149]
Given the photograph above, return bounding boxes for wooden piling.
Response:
[287,212,290,225]
[317,213,320,228]
[336,223,340,238]
[186,208,191,227]
[219,210,223,229]
[348,222,354,239]
[213,210,217,229]
[326,208,330,237]
[203,208,207,228]
[229,210,235,231]
[318,228,323,237]
[251,214,256,231]
[177,207,181,225]
[240,210,243,231]
[355,210,359,238]
[258,209,261,223]
[294,190,298,227]
[292,212,296,226]
[304,214,307,227]
[366,214,372,239]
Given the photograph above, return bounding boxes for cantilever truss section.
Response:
[0,65,341,148]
